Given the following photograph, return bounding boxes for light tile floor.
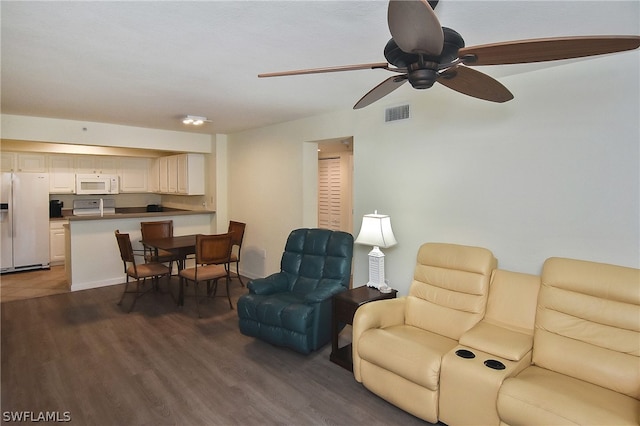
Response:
[0,265,69,303]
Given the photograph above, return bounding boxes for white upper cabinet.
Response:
[17,153,47,172]
[75,156,119,174]
[119,157,149,193]
[148,158,160,193]
[1,152,16,172]
[48,155,76,193]
[155,153,205,195]
[167,155,178,193]
[177,153,204,195]
[5,150,205,196]
[158,156,169,193]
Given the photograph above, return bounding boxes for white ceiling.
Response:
[1,1,638,136]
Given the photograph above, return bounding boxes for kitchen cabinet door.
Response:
[96,157,119,174]
[17,153,47,172]
[167,155,178,193]
[1,152,16,172]
[177,153,205,195]
[119,158,149,193]
[48,155,76,194]
[49,220,68,265]
[75,156,119,174]
[158,156,169,193]
[148,158,160,193]
[74,156,96,174]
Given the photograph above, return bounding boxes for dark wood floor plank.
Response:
[1,279,430,425]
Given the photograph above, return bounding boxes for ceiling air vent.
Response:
[385,104,410,123]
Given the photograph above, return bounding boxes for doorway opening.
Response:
[317,137,353,235]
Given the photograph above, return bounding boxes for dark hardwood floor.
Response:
[1,276,428,425]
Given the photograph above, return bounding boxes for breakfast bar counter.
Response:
[65,209,215,292]
[65,207,212,221]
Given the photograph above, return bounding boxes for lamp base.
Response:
[366,246,386,290]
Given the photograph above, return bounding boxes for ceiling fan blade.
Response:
[353,75,408,109]
[258,62,390,78]
[459,36,640,66]
[388,0,444,56]
[437,66,514,103]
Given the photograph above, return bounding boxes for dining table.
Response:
[140,234,198,305]
[140,234,196,267]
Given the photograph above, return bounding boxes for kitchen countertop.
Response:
[51,207,215,221]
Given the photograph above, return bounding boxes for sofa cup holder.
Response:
[484,359,506,370]
[455,349,476,359]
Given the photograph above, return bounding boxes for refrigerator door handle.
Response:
[11,176,17,238]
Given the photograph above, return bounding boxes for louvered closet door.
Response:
[318,157,342,231]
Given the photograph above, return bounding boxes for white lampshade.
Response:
[355,211,397,249]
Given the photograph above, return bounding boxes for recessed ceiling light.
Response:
[182,115,209,125]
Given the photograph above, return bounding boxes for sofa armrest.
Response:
[459,321,533,362]
[352,297,407,382]
[247,272,289,295]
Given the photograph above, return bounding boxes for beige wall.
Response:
[228,52,640,294]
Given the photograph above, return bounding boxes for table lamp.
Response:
[355,210,397,291]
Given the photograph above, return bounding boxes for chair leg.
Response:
[236,262,245,287]
[118,276,130,306]
[128,278,144,313]
[225,275,233,310]
[178,276,185,307]
[193,281,202,318]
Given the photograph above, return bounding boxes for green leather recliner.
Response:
[237,228,354,354]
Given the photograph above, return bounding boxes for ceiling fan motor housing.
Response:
[408,64,439,89]
[385,27,465,89]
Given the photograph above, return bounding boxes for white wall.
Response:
[228,52,640,295]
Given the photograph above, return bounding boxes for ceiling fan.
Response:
[258,0,640,109]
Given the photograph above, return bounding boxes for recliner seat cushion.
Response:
[358,324,458,390]
[498,366,639,426]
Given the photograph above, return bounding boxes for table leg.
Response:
[178,276,185,306]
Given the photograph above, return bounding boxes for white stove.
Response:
[72,199,116,216]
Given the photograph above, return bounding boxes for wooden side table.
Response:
[330,285,397,371]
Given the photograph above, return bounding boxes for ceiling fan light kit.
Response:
[258,0,640,109]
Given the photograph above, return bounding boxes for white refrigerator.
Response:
[1,172,50,273]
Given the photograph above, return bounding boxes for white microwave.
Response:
[75,174,119,195]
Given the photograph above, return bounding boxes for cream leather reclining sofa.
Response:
[352,243,640,426]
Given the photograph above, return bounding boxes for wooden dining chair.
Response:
[227,221,246,287]
[178,233,233,318]
[141,220,177,274]
[114,230,171,312]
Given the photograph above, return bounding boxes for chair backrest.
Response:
[141,220,173,240]
[406,242,497,340]
[115,230,139,277]
[115,230,135,263]
[228,221,246,248]
[195,233,233,265]
[535,257,640,399]
[280,228,354,295]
